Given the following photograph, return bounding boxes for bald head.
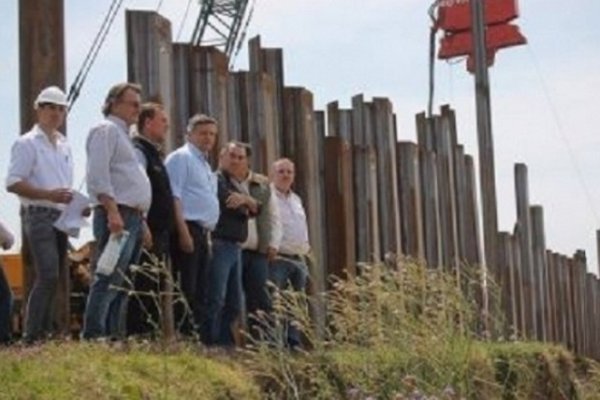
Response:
[272,158,295,193]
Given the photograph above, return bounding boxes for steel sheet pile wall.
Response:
[126,10,600,360]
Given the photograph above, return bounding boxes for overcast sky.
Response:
[1,0,599,273]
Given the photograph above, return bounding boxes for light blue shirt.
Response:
[165,142,219,230]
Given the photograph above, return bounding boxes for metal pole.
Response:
[471,0,498,272]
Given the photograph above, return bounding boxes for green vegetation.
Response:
[1,261,599,399]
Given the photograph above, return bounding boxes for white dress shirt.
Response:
[273,185,310,256]
[5,125,73,210]
[86,116,152,212]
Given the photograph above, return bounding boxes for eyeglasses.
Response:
[39,103,66,112]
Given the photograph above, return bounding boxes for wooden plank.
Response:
[454,145,469,264]
[514,163,537,339]
[324,137,356,280]
[327,102,353,141]
[564,257,576,350]
[420,149,442,269]
[553,253,566,345]
[573,251,587,355]
[530,206,548,342]
[396,142,425,261]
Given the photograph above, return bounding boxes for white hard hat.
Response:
[34,86,68,108]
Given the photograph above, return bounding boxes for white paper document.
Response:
[53,191,91,238]
[96,230,130,276]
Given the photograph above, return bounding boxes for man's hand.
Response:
[47,188,73,204]
[107,209,124,234]
[225,192,247,209]
[178,229,194,254]
[142,221,153,249]
[267,246,277,262]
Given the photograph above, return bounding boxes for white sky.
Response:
[1,0,599,274]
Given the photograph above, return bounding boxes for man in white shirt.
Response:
[269,158,310,348]
[5,86,73,343]
[83,82,152,340]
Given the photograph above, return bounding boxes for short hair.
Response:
[102,82,142,117]
[136,102,164,134]
[272,157,294,171]
[186,113,217,133]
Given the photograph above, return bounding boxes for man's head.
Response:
[137,103,169,144]
[219,142,250,178]
[34,86,68,132]
[186,114,218,153]
[272,158,295,193]
[102,82,142,126]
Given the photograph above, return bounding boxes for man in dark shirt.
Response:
[202,142,258,346]
[127,102,175,336]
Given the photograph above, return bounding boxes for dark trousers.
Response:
[22,206,68,340]
[126,229,171,337]
[171,221,209,336]
[242,249,271,340]
[0,264,12,343]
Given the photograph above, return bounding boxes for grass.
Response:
[1,260,600,399]
[0,342,261,400]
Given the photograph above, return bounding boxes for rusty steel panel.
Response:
[324,137,356,280]
[573,251,587,355]
[248,36,284,157]
[397,142,424,261]
[514,163,537,340]
[326,102,353,142]
[545,250,558,343]
[282,87,326,296]
[496,232,516,336]
[510,231,525,337]
[172,44,192,147]
[420,149,442,269]
[189,46,231,161]
[126,11,177,152]
[229,71,278,173]
[530,205,548,342]
[19,0,66,132]
[372,98,402,259]
[434,110,460,272]
[350,95,380,262]
[564,257,576,350]
[464,155,483,266]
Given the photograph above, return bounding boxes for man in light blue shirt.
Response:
[165,114,219,336]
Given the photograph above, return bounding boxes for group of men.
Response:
[0,82,312,348]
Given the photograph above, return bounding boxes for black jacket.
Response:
[212,170,249,243]
[133,136,175,235]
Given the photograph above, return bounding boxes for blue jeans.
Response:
[269,256,309,347]
[0,263,12,343]
[203,239,243,346]
[82,207,143,339]
[22,206,68,340]
[242,250,271,340]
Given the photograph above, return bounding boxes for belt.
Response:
[24,205,61,213]
[95,204,144,215]
[278,253,304,262]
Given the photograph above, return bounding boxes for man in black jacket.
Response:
[202,142,258,346]
[127,102,175,336]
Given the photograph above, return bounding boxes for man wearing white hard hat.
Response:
[5,85,73,343]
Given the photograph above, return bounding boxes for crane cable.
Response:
[66,0,125,112]
[526,43,600,227]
